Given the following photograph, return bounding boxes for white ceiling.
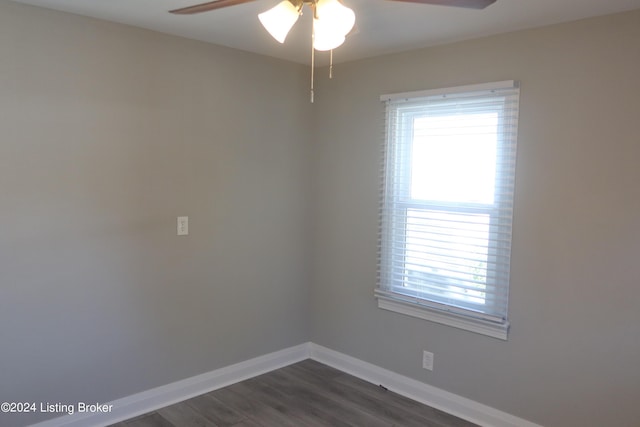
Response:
[10,0,640,65]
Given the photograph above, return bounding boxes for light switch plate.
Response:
[177,216,188,236]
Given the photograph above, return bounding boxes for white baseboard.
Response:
[30,342,541,427]
[29,343,311,427]
[308,343,542,427]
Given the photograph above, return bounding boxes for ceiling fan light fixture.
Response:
[314,0,355,39]
[313,19,346,51]
[258,0,301,43]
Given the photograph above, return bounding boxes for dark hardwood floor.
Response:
[109,359,478,427]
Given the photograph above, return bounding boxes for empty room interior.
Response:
[2,1,639,426]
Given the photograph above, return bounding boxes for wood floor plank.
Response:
[330,367,478,427]
[185,393,246,426]
[252,369,392,427]
[228,419,264,427]
[232,377,356,427]
[294,358,347,380]
[123,412,175,427]
[109,359,479,427]
[210,383,314,427]
[279,364,445,427]
[157,401,219,427]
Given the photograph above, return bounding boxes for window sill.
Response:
[376,295,509,340]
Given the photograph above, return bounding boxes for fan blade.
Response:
[170,0,256,14]
[385,0,496,9]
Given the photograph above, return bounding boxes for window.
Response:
[376,81,520,340]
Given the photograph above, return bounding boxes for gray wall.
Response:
[2,1,640,426]
[0,2,312,426]
[310,9,640,427]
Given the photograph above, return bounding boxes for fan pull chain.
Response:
[329,49,333,79]
[310,19,315,103]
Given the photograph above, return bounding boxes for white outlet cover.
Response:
[423,351,434,371]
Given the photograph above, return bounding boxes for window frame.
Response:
[376,81,520,340]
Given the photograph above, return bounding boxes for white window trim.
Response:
[380,80,517,102]
[376,294,509,340]
[376,81,519,340]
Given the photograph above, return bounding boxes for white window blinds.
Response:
[376,81,520,339]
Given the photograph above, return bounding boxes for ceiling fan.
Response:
[170,0,496,45]
[170,0,497,101]
[170,0,497,15]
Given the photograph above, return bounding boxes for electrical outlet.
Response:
[422,350,434,371]
[177,216,188,236]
